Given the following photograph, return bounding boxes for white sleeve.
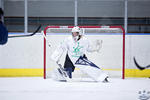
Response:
[86,39,103,53]
[51,39,68,62]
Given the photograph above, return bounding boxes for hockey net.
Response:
[43,26,125,79]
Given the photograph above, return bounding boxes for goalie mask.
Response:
[71,26,83,41]
[71,26,81,33]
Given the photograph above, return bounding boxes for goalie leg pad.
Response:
[76,65,108,82]
[51,68,67,82]
[75,55,100,69]
[75,55,108,82]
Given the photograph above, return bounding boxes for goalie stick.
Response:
[133,57,150,70]
[8,25,41,38]
[41,31,69,80]
[41,31,51,47]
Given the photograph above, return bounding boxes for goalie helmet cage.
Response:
[43,26,125,79]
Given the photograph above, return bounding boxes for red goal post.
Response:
[43,26,125,79]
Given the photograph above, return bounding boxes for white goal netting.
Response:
[43,26,125,79]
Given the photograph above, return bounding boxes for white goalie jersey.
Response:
[51,35,102,64]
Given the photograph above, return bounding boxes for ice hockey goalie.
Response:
[51,26,108,82]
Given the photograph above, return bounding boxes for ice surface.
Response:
[0,77,149,100]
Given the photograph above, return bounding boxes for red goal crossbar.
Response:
[43,26,125,79]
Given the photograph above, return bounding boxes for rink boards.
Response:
[0,33,150,78]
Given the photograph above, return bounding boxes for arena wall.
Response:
[0,33,150,77]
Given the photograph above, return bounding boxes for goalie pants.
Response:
[63,54,75,78]
[63,54,88,79]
